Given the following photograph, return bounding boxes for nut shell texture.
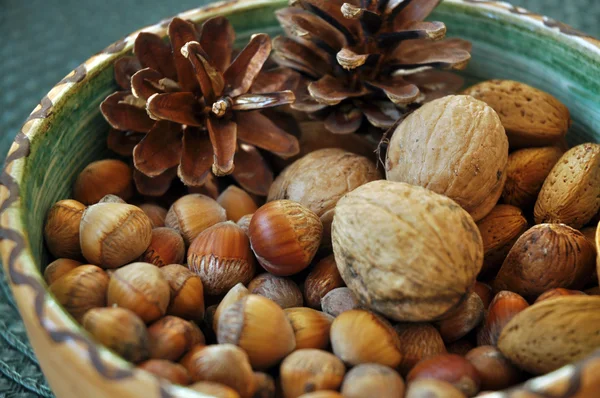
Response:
[44,199,85,260]
[165,194,227,245]
[385,95,508,221]
[332,181,483,321]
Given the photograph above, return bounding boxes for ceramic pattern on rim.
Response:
[0,0,599,397]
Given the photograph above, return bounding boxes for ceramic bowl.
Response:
[1,1,599,397]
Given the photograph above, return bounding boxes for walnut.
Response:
[385,95,508,222]
[332,180,483,322]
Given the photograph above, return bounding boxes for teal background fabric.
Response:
[0,1,598,396]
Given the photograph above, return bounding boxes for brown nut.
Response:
[249,273,303,309]
[189,381,241,398]
[49,265,109,323]
[405,379,467,398]
[249,200,323,276]
[330,310,402,368]
[82,307,149,363]
[148,316,204,361]
[498,296,600,374]
[280,349,345,398]
[137,359,191,385]
[237,214,253,234]
[304,255,344,309]
[386,95,508,222]
[73,159,133,205]
[462,80,570,148]
[332,181,484,322]
[80,203,153,268]
[217,294,296,369]
[476,205,528,278]
[180,344,255,398]
[502,146,564,208]
[407,354,480,397]
[252,372,275,398]
[535,288,586,303]
[213,283,249,332]
[99,194,126,204]
[165,194,227,245]
[465,346,522,391]
[218,185,258,222]
[107,262,170,323]
[534,143,600,229]
[436,292,484,343]
[472,282,493,309]
[297,393,342,398]
[139,227,185,267]
[43,258,82,285]
[341,364,404,398]
[320,287,361,317]
[44,199,85,260]
[139,203,168,228]
[268,148,381,247]
[446,339,475,357]
[394,323,446,376]
[493,224,596,299]
[285,307,333,350]
[585,286,600,295]
[160,264,205,321]
[477,290,529,346]
[188,221,256,295]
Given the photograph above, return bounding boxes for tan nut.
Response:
[44,199,85,260]
[43,258,82,285]
[73,159,133,205]
[217,185,258,222]
[405,379,467,398]
[341,364,405,398]
[160,264,205,321]
[280,349,345,398]
[148,316,204,361]
[137,359,191,385]
[213,283,249,332]
[284,307,333,350]
[165,194,227,245]
[249,273,303,309]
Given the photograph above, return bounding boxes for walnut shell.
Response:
[476,205,528,278]
[268,148,381,246]
[502,146,564,208]
[462,80,570,148]
[534,143,600,229]
[385,95,508,222]
[332,181,483,321]
[493,224,596,299]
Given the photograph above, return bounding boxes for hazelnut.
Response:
[180,344,255,398]
[248,273,303,309]
[252,372,275,398]
[213,283,249,332]
[407,354,480,397]
[304,255,344,309]
[139,228,185,267]
[436,292,484,343]
[446,339,475,357]
[285,307,333,350]
[297,392,342,398]
[217,294,296,369]
[332,181,483,322]
[477,290,529,346]
[148,316,204,361]
[280,349,345,398]
[581,224,598,252]
[218,185,258,222]
[268,148,381,247]
[341,364,404,398]
[80,203,153,268]
[73,159,133,205]
[107,262,171,323]
[160,264,205,321]
[330,310,402,368]
[465,346,522,391]
[534,288,586,303]
[82,307,149,363]
[49,265,109,322]
[386,95,508,222]
[43,258,82,285]
[99,194,126,204]
[320,287,361,317]
[472,282,493,309]
[237,214,253,234]
[44,199,85,260]
[188,221,256,295]
[189,381,241,398]
[139,203,168,228]
[249,200,323,276]
[165,194,227,245]
[137,359,191,385]
[394,323,446,376]
[405,379,467,398]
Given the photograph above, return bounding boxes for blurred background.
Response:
[0,0,598,396]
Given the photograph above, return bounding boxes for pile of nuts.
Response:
[43,80,600,398]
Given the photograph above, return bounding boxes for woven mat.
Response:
[0,1,598,396]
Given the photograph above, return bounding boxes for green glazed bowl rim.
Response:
[1,1,599,397]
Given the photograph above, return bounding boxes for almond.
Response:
[502,146,564,208]
[476,205,528,278]
[534,143,600,229]
[463,80,570,148]
[497,296,600,374]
